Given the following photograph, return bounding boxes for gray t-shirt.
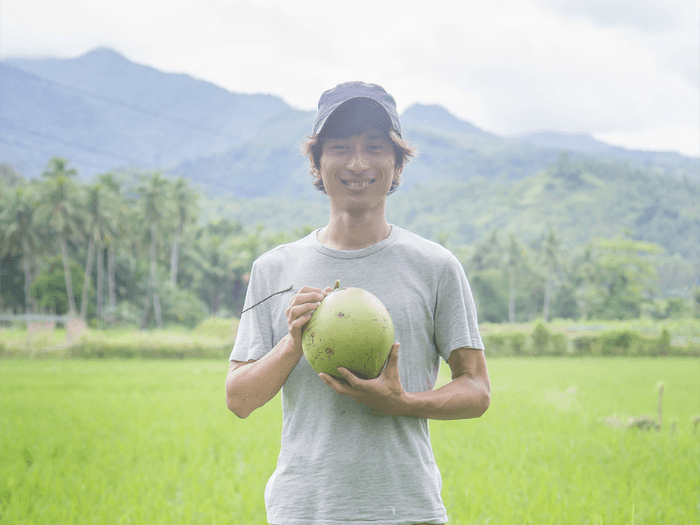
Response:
[230,225,484,525]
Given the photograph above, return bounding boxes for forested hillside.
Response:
[203,153,700,260]
[2,157,698,326]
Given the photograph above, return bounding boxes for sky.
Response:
[2,0,699,157]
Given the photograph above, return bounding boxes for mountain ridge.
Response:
[1,48,290,179]
[1,48,697,195]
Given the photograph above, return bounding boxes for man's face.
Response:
[318,129,398,213]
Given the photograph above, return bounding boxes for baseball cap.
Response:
[312,81,402,137]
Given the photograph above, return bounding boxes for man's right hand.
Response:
[285,285,332,353]
[227,283,334,419]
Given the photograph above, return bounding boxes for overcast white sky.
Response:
[2,0,699,156]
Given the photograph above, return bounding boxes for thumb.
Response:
[388,342,400,365]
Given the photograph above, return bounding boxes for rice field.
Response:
[1,357,698,524]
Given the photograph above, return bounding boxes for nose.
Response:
[346,147,370,175]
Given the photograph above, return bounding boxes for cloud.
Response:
[541,0,686,32]
[666,47,700,87]
[1,0,698,155]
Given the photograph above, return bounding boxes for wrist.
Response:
[282,333,304,359]
[397,391,419,417]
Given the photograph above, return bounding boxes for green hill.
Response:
[202,153,700,262]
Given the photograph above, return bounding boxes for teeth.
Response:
[343,180,374,188]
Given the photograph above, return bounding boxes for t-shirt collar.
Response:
[309,225,400,259]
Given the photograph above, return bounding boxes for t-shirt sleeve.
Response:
[229,260,275,362]
[434,253,484,362]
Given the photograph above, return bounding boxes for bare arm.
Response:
[319,346,490,420]
[402,347,490,420]
[225,286,330,419]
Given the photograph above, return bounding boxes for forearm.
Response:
[401,374,490,420]
[225,334,301,418]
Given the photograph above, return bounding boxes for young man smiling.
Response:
[226,81,490,525]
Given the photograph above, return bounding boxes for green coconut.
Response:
[301,282,394,380]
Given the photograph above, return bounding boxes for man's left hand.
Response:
[319,342,408,416]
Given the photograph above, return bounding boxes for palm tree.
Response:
[540,227,561,323]
[504,232,525,323]
[79,182,117,319]
[471,228,502,271]
[186,225,230,315]
[97,172,125,322]
[0,185,42,313]
[137,171,169,328]
[169,176,198,287]
[574,243,598,320]
[35,157,81,317]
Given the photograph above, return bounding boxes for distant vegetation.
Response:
[2,49,698,329]
[1,153,698,331]
[2,318,698,359]
[0,159,304,328]
[204,153,700,324]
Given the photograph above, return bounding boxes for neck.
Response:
[318,204,391,250]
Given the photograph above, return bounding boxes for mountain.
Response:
[514,130,694,167]
[1,48,698,194]
[175,107,318,199]
[514,130,620,152]
[401,104,491,136]
[0,47,289,180]
[398,104,698,183]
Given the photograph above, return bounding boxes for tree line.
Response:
[0,158,306,328]
[1,157,698,328]
[455,227,699,323]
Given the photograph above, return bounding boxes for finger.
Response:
[336,367,361,386]
[379,343,400,377]
[296,286,329,298]
[319,372,346,393]
[287,304,320,334]
[286,301,322,327]
[289,311,315,332]
[296,285,324,294]
[288,301,320,318]
[289,291,326,307]
[390,342,400,360]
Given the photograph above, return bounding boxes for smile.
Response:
[341,179,375,188]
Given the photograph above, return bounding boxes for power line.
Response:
[2,135,320,205]
[0,66,308,195]
[1,120,142,165]
[0,136,273,196]
[2,64,241,139]
[0,128,259,192]
[0,137,116,171]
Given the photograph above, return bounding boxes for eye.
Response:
[324,144,346,154]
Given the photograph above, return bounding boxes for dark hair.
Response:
[302,98,416,194]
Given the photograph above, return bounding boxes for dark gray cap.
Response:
[312,81,402,137]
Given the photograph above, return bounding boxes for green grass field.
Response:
[1,358,698,524]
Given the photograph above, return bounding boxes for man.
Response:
[226,81,490,525]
